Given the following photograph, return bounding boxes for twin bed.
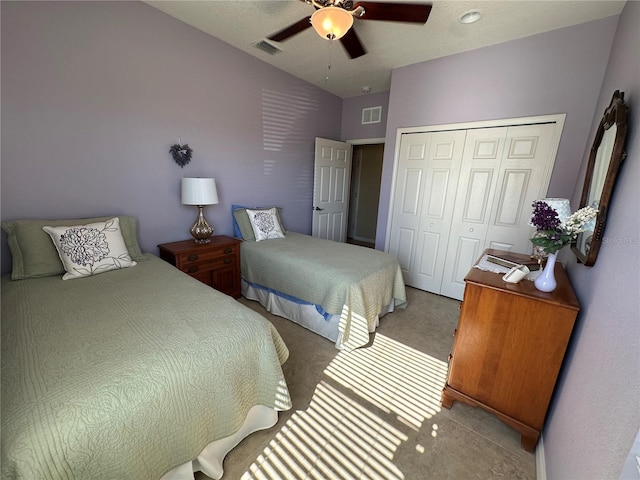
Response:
[1,210,407,479]
[241,232,407,350]
[232,205,407,351]
[1,216,290,480]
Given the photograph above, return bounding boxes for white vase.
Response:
[534,252,557,292]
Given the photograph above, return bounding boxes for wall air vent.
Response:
[362,106,382,124]
[254,40,282,55]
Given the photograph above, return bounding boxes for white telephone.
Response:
[502,265,530,283]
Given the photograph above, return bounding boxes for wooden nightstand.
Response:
[158,236,241,299]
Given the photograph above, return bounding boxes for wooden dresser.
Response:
[158,236,241,299]
[441,249,580,452]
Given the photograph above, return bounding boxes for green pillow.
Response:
[232,207,284,241]
[2,215,145,280]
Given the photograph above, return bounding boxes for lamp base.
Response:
[193,237,212,245]
[190,205,214,244]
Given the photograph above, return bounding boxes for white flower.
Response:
[563,206,598,240]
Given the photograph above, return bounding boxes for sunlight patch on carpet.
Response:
[241,334,449,479]
[242,381,406,479]
[325,333,448,429]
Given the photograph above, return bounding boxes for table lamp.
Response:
[181,178,218,244]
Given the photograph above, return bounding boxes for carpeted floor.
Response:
[197,287,536,479]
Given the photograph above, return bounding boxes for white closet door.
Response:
[413,131,466,291]
[387,133,430,284]
[440,123,558,300]
[485,124,557,253]
[388,131,466,291]
[387,115,564,301]
[440,128,508,299]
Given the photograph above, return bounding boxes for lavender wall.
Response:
[0,1,342,273]
[341,91,389,141]
[376,17,619,250]
[3,4,637,476]
[545,2,640,478]
[375,9,637,477]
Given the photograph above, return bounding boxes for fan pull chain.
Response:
[325,39,335,83]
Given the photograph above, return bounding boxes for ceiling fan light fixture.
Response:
[311,6,354,40]
[459,9,483,24]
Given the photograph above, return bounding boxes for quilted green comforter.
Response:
[1,255,291,480]
[240,232,407,350]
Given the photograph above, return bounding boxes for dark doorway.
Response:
[347,143,384,249]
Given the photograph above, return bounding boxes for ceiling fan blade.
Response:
[340,28,367,59]
[267,16,312,42]
[352,2,432,23]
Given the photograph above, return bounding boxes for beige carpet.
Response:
[198,287,536,479]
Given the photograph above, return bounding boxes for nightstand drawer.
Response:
[178,245,237,266]
[180,255,236,274]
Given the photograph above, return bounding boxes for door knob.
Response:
[314,206,324,211]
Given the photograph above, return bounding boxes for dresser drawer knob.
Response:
[188,265,199,273]
[188,254,198,262]
[224,247,232,254]
[224,258,232,264]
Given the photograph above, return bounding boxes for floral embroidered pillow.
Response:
[42,218,137,280]
[246,208,285,241]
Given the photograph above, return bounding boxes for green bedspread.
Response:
[1,255,291,480]
[240,232,407,350]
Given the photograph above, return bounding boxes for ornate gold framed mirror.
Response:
[572,90,629,266]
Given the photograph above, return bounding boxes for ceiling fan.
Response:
[267,0,432,59]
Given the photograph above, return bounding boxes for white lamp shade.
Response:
[181,178,219,205]
[311,7,354,40]
[542,197,571,223]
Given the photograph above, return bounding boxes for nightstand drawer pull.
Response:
[224,247,232,254]
[224,258,232,264]
[188,254,198,262]
[188,265,199,273]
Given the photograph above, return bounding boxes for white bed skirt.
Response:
[241,279,394,349]
[160,405,278,480]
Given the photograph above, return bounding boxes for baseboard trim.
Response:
[350,235,375,243]
[536,434,547,480]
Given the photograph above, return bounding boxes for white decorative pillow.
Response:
[42,217,137,280]
[246,207,285,241]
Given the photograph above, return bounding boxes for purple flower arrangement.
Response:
[530,201,598,255]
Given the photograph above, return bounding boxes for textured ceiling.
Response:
[145,0,625,98]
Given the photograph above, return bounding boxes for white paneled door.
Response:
[313,138,352,242]
[387,130,466,292]
[387,116,564,300]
